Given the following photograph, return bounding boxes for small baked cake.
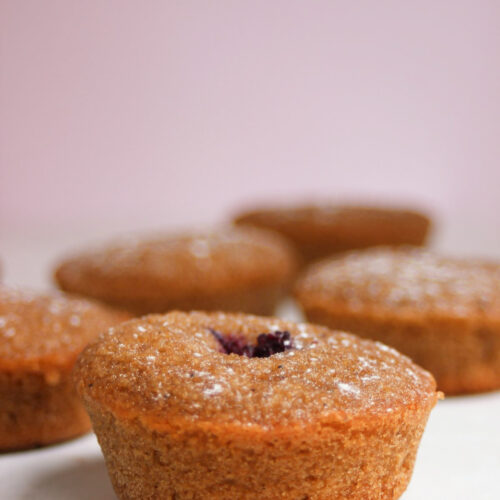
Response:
[295,247,500,395]
[75,311,439,500]
[0,286,127,451]
[54,227,297,316]
[234,204,431,264]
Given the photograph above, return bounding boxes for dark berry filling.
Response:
[253,331,294,358]
[208,328,293,358]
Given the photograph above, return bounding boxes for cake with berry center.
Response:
[75,311,439,499]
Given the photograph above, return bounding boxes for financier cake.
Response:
[0,286,127,451]
[295,247,500,395]
[54,227,297,316]
[234,203,431,264]
[75,311,439,500]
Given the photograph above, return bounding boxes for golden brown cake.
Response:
[295,247,500,395]
[0,286,128,451]
[234,203,431,264]
[75,311,439,500]
[54,227,297,316]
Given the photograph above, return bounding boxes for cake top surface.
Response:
[55,227,297,301]
[76,311,437,429]
[235,203,429,228]
[234,204,430,254]
[0,286,126,370]
[296,248,500,317]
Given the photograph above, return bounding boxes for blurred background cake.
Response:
[0,286,127,451]
[234,204,431,264]
[54,227,297,315]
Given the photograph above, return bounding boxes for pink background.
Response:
[2,5,500,496]
[1,1,500,247]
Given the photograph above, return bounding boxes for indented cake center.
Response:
[208,328,293,358]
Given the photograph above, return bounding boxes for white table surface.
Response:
[1,226,500,500]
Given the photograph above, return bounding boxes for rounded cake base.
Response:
[0,370,91,452]
[87,400,434,500]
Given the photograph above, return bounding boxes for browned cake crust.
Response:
[295,247,500,395]
[54,227,298,316]
[0,286,128,451]
[234,204,431,264]
[75,311,439,500]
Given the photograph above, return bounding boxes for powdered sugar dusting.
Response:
[204,383,223,396]
[188,238,212,259]
[299,248,500,315]
[0,286,126,361]
[57,227,295,288]
[337,382,361,396]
